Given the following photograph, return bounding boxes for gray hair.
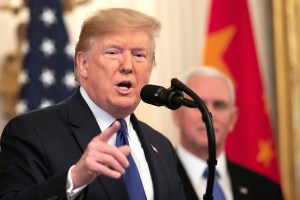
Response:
[180,66,236,104]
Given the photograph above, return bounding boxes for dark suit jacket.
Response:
[177,155,284,200]
[0,89,185,200]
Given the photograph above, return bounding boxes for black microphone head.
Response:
[140,84,165,106]
[141,81,197,110]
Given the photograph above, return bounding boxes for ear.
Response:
[228,106,239,132]
[76,51,88,79]
[171,110,180,127]
[146,69,152,83]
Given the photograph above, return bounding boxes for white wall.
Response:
[0,1,273,145]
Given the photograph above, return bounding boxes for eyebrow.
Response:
[132,47,147,51]
[105,44,147,52]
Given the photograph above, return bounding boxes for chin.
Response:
[117,100,138,112]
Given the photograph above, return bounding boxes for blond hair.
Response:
[74,8,161,80]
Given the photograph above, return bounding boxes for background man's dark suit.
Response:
[0,89,184,200]
[177,157,284,200]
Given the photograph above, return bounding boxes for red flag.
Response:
[202,0,280,183]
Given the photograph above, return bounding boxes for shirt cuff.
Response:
[66,165,87,200]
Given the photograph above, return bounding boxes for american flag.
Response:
[17,0,77,114]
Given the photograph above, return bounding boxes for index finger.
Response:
[97,121,120,143]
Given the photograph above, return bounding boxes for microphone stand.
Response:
[171,78,217,200]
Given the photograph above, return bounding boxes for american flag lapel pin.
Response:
[239,186,249,195]
[150,144,158,154]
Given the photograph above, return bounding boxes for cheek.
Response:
[136,68,152,85]
[88,67,112,93]
[179,109,200,127]
[216,113,235,132]
[188,109,202,121]
[141,65,152,82]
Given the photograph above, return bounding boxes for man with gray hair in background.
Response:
[173,66,283,200]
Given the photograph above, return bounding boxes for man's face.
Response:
[76,30,153,118]
[173,76,238,156]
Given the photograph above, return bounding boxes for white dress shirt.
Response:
[67,87,154,199]
[177,145,233,200]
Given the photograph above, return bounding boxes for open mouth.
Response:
[117,81,132,90]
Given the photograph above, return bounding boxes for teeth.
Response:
[119,86,128,90]
[117,82,131,89]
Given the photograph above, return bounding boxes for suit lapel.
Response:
[177,156,199,200]
[227,161,251,200]
[98,176,129,200]
[67,89,129,200]
[68,88,100,151]
[130,114,168,200]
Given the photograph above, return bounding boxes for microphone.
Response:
[140,84,196,110]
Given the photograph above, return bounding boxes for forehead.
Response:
[187,76,231,101]
[96,30,152,47]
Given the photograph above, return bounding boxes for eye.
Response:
[104,49,120,59]
[133,52,146,62]
[213,101,229,110]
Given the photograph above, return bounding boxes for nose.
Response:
[205,103,216,119]
[206,103,213,113]
[120,51,133,73]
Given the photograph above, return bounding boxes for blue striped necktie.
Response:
[203,168,226,200]
[116,119,147,200]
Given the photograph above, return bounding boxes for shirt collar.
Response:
[177,145,228,181]
[215,151,227,179]
[177,145,207,184]
[79,86,130,132]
